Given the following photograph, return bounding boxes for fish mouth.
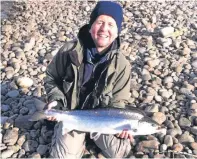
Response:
[157,125,166,130]
[156,126,167,134]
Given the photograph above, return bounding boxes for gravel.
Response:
[1,0,197,158]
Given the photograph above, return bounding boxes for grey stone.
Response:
[17,149,25,158]
[1,104,10,112]
[163,76,173,84]
[19,107,29,115]
[164,135,173,147]
[22,140,38,152]
[24,37,36,51]
[165,120,174,129]
[192,60,197,69]
[36,145,48,155]
[15,115,34,129]
[167,128,182,137]
[136,140,160,153]
[190,126,197,135]
[6,90,19,98]
[28,152,41,158]
[160,144,167,151]
[178,133,195,143]
[179,117,191,128]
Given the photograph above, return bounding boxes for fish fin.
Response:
[90,132,101,140]
[61,122,73,135]
[29,111,46,121]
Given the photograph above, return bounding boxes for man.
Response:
[44,1,133,158]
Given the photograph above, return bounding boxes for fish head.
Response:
[131,117,166,135]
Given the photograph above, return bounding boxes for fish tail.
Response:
[29,111,47,121]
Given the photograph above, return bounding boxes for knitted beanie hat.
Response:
[89,1,123,33]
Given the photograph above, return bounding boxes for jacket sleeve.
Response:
[109,59,131,108]
[44,45,69,108]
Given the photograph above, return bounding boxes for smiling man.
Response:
[44,1,133,158]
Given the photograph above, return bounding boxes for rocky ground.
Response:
[1,0,197,158]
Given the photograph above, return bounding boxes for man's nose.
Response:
[100,23,108,31]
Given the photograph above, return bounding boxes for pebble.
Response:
[24,37,36,51]
[18,149,26,158]
[190,126,197,135]
[178,133,195,143]
[192,60,197,69]
[165,120,174,129]
[1,105,11,112]
[1,1,197,158]
[1,149,15,158]
[3,128,19,146]
[159,144,167,152]
[167,128,182,137]
[145,104,159,113]
[22,140,38,152]
[17,134,26,146]
[172,143,183,152]
[19,107,29,115]
[28,152,41,158]
[190,142,197,150]
[16,77,33,88]
[136,140,160,153]
[164,135,173,147]
[6,90,19,98]
[163,76,173,84]
[36,145,48,155]
[179,117,192,128]
[152,112,166,124]
[15,115,34,129]
[160,27,175,37]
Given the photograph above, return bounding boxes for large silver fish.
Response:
[29,108,166,140]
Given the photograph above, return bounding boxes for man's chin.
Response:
[96,42,109,48]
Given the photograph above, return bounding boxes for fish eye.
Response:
[151,123,157,127]
[133,129,137,132]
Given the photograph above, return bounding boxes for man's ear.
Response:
[88,24,91,32]
[89,27,92,34]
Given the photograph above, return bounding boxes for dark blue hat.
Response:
[89,1,123,33]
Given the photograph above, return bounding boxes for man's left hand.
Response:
[116,130,134,143]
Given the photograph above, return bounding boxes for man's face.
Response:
[89,15,118,52]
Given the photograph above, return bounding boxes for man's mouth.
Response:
[98,34,108,38]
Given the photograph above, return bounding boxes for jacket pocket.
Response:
[63,80,73,93]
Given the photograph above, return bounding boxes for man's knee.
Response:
[49,122,86,158]
[93,134,132,158]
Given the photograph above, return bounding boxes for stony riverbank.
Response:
[1,0,197,158]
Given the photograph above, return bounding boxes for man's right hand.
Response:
[45,101,58,121]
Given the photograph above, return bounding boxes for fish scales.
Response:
[55,107,145,120]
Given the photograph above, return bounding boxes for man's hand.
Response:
[116,130,134,143]
[44,101,58,121]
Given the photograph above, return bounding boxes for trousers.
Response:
[49,122,132,158]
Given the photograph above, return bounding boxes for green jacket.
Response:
[44,30,131,110]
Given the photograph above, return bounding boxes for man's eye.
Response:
[109,23,114,27]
